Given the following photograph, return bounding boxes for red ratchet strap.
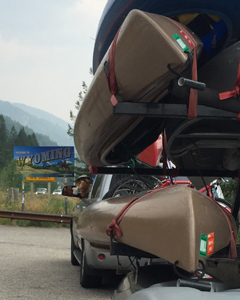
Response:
[162,129,168,176]
[171,18,199,118]
[106,187,171,238]
[207,195,238,259]
[188,44,198,118]
[104,28,121,106]
[219,60,240,120]
[97,0,135,67]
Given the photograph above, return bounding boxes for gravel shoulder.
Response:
[0,225,119,300]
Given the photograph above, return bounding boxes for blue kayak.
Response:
[93,0,240,73]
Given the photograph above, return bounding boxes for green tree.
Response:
[28,133,39,146]
[0,115,10,169]
[220,178,238,204]
[9,126,18,147]
[68,81,88,138]
[68,78,92,178]
[0,159,22,190]
[15,127,29,146]
[8,126,18,161]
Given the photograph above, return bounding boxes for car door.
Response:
[72,175,105,246]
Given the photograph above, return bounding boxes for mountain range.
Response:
[0,99,74,146]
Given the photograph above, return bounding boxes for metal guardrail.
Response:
[0,210,71,224]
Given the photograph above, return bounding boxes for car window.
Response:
[109,174,133,190]
[90,175,103,198]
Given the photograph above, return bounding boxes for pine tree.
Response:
[28,133,39,146]
[15,127,29,146]
[8,126,18,161]
[68,81,88,137]
[31,133,39,146]
[0,115,9,169]
[0,159,25,190]
[68,79,91,176]
[9,126,17,146]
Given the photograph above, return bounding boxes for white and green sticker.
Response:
[200,234,208,257]
[173,34,189,52]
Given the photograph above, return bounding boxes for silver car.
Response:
[35,188,47,195]
[70,173,161,288]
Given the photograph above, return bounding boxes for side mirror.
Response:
[62,186,78,197]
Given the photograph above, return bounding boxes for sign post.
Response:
[30,182,34,200]
[21,179,25,212]
[48,182,51,203]
[64,177,68,215]
[21,178,25,225]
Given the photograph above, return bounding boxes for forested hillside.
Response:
[3,115,58,146]
[0,100,73,146]
[0,115,53,191]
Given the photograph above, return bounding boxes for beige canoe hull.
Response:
[76,185,235,273]
[74,9,203,167]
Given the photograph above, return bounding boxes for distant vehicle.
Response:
[52,189,62,195]
[35,188,47,195]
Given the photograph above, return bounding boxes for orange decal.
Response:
[207,232,214,256]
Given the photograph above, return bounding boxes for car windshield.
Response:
[89,174,162,201]
[37,188,46,191]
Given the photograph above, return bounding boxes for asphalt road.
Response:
[0,225,121,300]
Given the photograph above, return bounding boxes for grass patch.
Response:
[0,190,76,227]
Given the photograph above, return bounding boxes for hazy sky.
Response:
[0,0,108,122]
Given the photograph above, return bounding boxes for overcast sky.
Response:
[0,0,108,122]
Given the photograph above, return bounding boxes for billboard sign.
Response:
[14,146,74,177]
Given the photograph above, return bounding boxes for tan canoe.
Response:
[76,185,236,273]
[74,9,203,167]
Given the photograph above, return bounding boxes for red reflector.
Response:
[98,254,105,260]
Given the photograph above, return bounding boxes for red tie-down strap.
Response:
[106,193,148,238]
[170,19,199,119]
[162,129,168,176]
[205,193,238,259]
[106,186,173,238]
[188,43,198,118]
[104,28,121,107]
[219,60,240,120]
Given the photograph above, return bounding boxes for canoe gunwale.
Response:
[93,1,239,72]
[75,10,203,167]
[77,185,235,272]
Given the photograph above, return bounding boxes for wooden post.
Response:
[48,182,51,203]
[10,219,16,226]
[64,177,68,215]
[21,179,25,225]
[14,188,19,203]
[30,182,34,200]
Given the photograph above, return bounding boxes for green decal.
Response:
[200,234,208,257]
[173,34,189,52]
